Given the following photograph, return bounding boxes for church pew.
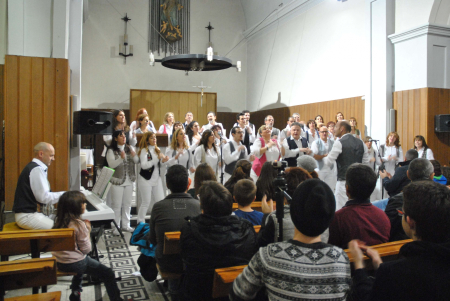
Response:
[232,201,276,212]
[163,225,261,255]
[0,257,58,301]
[5,291,61,301]
[211,239,413,298]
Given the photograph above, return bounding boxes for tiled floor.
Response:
[4,229,170,301]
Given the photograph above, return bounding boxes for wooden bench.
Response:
[211,239,413,298]
[0,257,58,301]
[232,202,276,212]
[163,225,261,255]
[5,291,61,301]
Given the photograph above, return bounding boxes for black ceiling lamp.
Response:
[149,22,241,73]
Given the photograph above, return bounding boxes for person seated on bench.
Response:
[52,191,128,301]
[180,181,258,301]
[13,142,65,230]
[148,165,201,300]
[348,181,450,301]
[233,179,263,226]
[230,179,351,300]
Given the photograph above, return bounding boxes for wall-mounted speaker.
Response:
[73,111,114,135]
[435,114,450,133]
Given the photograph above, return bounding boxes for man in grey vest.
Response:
[311,125,336,192]
[323,121,369,210]
[13,142,65,229]
[223,126,255,183]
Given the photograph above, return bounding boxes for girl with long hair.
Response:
[52,191,126,301]
[349,117,361,139]
[186,120,202,151]
[193,130,221,178]
[102,110,137,156]
[414,135,434,160]
[187,163,217,198]
[136,132,168,224]
[107,130,139,234]
[135,113,152,134]
[336,112,344,123]
[380,131,403,176]
[130,108,156,133]
[165,128,195,173]
[158,112,175,136]
[224,159,252,196]
[314,115,324,127]
[255,161,277,203]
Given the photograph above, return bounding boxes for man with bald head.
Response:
[13,142,65,229]
[323,121,369,210]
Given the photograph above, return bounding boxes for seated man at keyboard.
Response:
[13,142,65,230]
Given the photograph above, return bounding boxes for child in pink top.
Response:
[52,191,126,301]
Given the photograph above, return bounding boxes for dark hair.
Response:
[234,179,257,207]
[314,115,324,123]
[414,135,429,150]
[199,181,233,217]
[224,159,252,195]
[242,110,250,114]
[284,167,312,202]
[236,113,245,121]
[166,165,189,193]
[53,191,86,230]
[207,111,216,116]
[112,110,130,131]
[211,124,222,132]
[290,122,303,130]
[306,119,316,129]
[403,181,450,243]
[405,149,419,161]
[255,162,277,202]
[186,120,198,144]
[339,121,351,133]
[173,121,182,129]
[386,132,401,147]
[231,126,241,135]
[430,160,442,177]
[408,158,434,181]
[199,130,217,154]
[442,166,450,180]
[194,163,217,195]
[109,130,125,152]
[336,112,344,122]
[345,163,377,200]
[326,121,335,128]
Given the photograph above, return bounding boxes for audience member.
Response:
[148,165,201,299]
[233,179,264,226]
[349,181,450,301]
[231,179,351,300]
[224,159,252,196]
[380,149,418,197]
[384,158,434,242]
[180,181,257,301]
[296,154,319,178]
[187,162,217,199]
[255,161,277,203]
[257,167,312,247]
[431,160,447,185]
[328,164,390,249]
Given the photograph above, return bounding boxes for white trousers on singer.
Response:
[334,180,348,211]
[110,184,133,228]
[318,170,337,193]
[137,175,164,224]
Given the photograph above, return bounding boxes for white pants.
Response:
[334,180,348,211]
[137,176,165,224]
[15,212,54,230]
[223,172,231,184]
[110,184,133,228]
[159,164,168,197]
[318,170,337,193]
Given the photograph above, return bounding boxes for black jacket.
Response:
[384,192,409,242]
[180,214,258,300]
[352,240,450,301]
[382,162,411,196]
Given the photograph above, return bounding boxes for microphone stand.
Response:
[218,132,225,184]
[373,140,385,199]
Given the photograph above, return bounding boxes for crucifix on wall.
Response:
[193,81,211,106]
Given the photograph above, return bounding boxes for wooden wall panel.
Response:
[4,55,70,210]
[130,89,216,130]
[393,87,450,165]
[0,65,3,203]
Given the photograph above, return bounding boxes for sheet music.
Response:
[92,167,115,198]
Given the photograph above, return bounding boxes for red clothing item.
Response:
[328,199,391,249]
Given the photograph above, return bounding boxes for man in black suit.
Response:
[379,149,418,196]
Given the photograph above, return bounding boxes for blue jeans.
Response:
[372,198,389,211]
[57,256,122,301]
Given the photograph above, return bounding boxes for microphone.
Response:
[217,130,223,137]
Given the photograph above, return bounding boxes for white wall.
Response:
[395,0,434,32]
[81,0,247,113]
[245,0,367,111]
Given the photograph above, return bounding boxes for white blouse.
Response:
[382,145,403,175]
[251,138,281,162]
[139,145,161,185]
[158,124,174,136]
[417,148,434,160]
[194,145,221,173]
[165,146,193,169]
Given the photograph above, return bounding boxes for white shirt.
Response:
[229,124,255,144]
[201,122,224,133]
[139,145,161,185]
[256,127,281,143]
[158,124,174,136]
[382,145,403,175]
[223,140,249,173]
[29,158,65,205]
[323,133,370,170]
[165,146,193,169]
[417,148,434,160]
[130,120,156,133]
[194,145,221,173]
[282,136,310,159]
[306,129,319,147]
[311,139,334,172]
[188,136,201,153]
[251,138,281,162]
[367,148,382,171]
